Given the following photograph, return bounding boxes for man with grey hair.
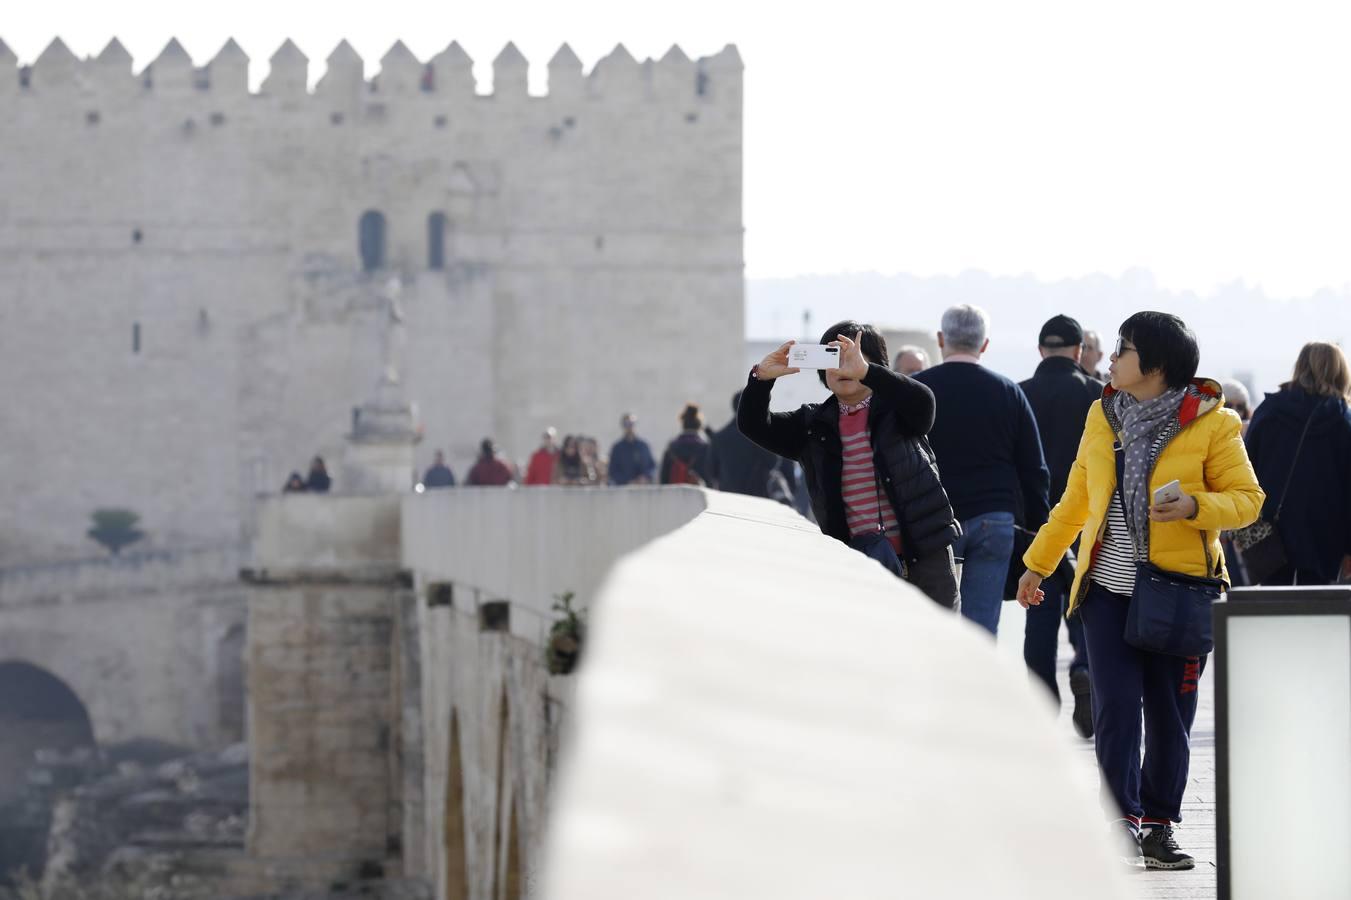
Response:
[892,345,930,376]
[1219,378,1252,434]
[914,304,1051,636]
[1081,330,1108,381]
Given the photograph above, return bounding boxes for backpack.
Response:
[669,453,704,486]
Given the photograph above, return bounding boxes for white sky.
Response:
[7,0,1351,296]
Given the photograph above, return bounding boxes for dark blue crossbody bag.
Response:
[1114,441,1222,657]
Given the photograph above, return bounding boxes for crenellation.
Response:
[145,38,196,95]
[316,40,363,101]
[261,38,308,99]
[31,38,80,92]
[0,40,14,96]
[430,41,475,98]
[207,39,250,98]
[652,45,696,101]
[0,37,735,108]
[90,38,137,100]
[94,37,132,70]
[375,40,423,96]
[492,42,528,98]
[697,44,743,105]
[588,43,643,100]
[546,44,584,102]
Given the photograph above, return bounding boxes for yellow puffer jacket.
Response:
[1023,378,1265,616]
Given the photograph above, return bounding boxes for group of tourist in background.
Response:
[409,402,809,506]
[281,456,331,494]
[743,306,1351,873]
[281,302,1351,874]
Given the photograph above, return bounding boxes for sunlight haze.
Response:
[6,0,1351,295]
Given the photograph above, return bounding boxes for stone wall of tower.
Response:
[0,38,744,563]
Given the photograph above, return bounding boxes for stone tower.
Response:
[0,37,744,563]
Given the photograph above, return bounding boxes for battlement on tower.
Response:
[0,37,743,107]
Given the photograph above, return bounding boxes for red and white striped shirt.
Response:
[839,396,902,552]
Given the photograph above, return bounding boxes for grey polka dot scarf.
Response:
[1112,387,1186,558]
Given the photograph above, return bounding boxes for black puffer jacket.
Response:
[1019,355,1104,506]
[738,363,960,559]
[1245,386,1351,582]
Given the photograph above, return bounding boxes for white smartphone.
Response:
[1153,480,1183,506]
[788,343,842,370]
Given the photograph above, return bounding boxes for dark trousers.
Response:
[1264,564,1328,586]
[1023,575,1088,704]
[1078,580,1206,822]
[849,532,960,610]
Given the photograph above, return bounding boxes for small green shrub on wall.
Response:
[546,591,586,676]
[85,509,145,556]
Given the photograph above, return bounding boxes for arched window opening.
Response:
[359,210,387,272]
[217,625,246,744]
[428,212,449,270]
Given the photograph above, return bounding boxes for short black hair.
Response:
[817,321,888,387]
[1118,312,1199,390]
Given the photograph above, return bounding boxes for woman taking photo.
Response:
[1242,341,1351,585]
[1015,312,1264,871]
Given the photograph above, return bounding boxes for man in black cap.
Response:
[1018,314,1103,737]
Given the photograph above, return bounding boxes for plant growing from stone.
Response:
[85,509,145,556]
[546,591,585,676]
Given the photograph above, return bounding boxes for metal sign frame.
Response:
[1214,585,1351,900]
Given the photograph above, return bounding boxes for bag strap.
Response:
[1272,411,1317,523]
[1112,440,1135,559]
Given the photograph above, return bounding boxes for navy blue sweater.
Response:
[913,360,1051,526]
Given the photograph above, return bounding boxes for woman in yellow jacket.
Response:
[1016,312,1263,871]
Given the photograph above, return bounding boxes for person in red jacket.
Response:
[465,438,517,486]
[524,428,559,485]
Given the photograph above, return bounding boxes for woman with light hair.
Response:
[1243,341,1351,585]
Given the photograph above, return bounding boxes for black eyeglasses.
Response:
[1114,338,1137,357]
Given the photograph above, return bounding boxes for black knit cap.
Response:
[1038,314,1084,348]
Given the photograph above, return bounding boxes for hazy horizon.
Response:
[748,268,1351,397]
[9,1,1351,297]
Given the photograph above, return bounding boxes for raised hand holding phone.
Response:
[833,331,870,380]
[755,340,801,380]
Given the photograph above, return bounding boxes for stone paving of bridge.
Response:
[996,604,1217,900]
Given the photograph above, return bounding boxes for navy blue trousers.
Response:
[1078,580,1206,822]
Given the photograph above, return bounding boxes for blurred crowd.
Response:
[277,303,1350,871]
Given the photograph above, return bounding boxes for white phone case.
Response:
[788,343,842,370]
[1153,480,1182,505]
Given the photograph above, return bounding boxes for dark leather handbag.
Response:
[1113,441,1223,657]
[1230,411,1315,584]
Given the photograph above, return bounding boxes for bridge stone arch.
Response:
[0,661,95,804]
[0,627,123,750]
